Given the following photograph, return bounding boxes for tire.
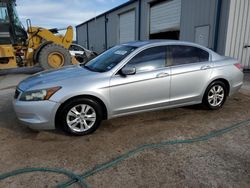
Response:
[202,81,228,110]
[38,43,71,70]
[58,98,103,136]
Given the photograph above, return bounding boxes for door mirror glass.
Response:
[121,66,136,75]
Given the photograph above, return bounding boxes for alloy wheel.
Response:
[207,85,225,107]
[66,104,96,132]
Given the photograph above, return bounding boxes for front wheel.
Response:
[58,98,103,136]
[203,81,227,110]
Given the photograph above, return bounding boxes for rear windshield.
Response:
[83,45,137,72]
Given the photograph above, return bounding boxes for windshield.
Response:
[10,2,27,43]
[83,45,137,72]
[12,2,23,28]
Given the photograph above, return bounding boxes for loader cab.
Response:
[0,0,27,45]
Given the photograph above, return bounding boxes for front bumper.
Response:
[13,99,61,130]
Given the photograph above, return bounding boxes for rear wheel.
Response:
[203,81,227,110]
[58,98,103,136]
[38,44,71,69]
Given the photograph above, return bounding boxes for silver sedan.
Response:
[13,41,244,135]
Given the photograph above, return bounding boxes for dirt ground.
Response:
[0,74,250,188]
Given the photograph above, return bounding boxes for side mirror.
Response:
[121,66,136,76]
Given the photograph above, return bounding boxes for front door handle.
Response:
[244,45,250,48]
[201,65,211,70]
[156,72,169,78]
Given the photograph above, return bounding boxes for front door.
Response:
[110,46,171,116]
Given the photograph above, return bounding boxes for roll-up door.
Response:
[119,10,136,43]
[150,0,181,34]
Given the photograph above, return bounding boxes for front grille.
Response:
[14,88,21,99]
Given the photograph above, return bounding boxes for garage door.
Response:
[119,10,135,43]
[150,0,181,34]
[225,0,250,69]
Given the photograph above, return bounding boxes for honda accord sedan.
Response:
[13,41,243,135]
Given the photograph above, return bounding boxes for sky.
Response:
[16,0,129,39]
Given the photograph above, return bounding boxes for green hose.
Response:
[0,119,250,188]
[59,119,250,187]
[0,167,89,188]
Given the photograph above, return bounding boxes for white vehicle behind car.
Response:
[69,43,97,64]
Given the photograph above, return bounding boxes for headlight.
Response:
[20,86,61,101]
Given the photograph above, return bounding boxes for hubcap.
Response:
[66,104,96,132]
[208,85,225,107]
[48,52,65,68]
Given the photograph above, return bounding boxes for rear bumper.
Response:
[229,81,243,96]
[13,99,60,130]
[230,70,244,96]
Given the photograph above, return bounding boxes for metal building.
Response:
[76,0,250,69]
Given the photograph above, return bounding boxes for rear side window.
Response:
[169,45,209,66]
[127,46,167,73]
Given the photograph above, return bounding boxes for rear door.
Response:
[168,45,212,105]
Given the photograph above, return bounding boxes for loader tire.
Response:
[38,44,71,70]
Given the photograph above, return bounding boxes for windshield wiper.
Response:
[83,65,102,72]
[83,65,94,71]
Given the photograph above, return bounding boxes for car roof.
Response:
[122,40,173,47]
[122,40,223,61]
[122,40,204,48]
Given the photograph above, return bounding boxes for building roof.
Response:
[76,0,137,28]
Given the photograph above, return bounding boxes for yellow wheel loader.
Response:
[0,0,76,70]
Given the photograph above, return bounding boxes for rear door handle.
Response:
[244,45,250,48]
[201,65,211,70]
[156,72,169,78]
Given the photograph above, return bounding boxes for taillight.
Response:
[234,63,243,71]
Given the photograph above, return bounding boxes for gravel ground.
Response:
[0,74,250,188]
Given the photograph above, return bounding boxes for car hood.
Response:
[18,65,94,91]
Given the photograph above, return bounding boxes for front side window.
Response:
[169,45,209,66]
[12,3,23,28]
[84,45,137,72]
[0,3,9,23]
[11,2,27,41]
[126,46,167,73]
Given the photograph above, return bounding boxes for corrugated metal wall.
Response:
[225,0,250,69]
[76,24,88,49]
[88,16,106,53]
[76,0,235,59]
[179,0,217,49]
[216,0,231,55]
[139,0,151,40]
[76,1,139,53]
